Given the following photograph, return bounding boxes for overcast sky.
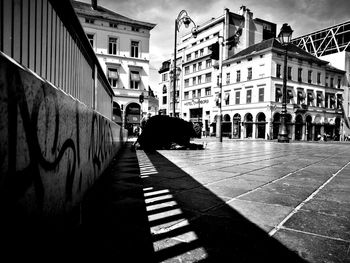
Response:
[79,0,350,93]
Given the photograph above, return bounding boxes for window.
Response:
[224,93,230,105]
[236,70,241,82]
[316,92,323,107]
[198,75,202,84]
[205,87,211,96]
[226,73,230,84]
[317,72,321,84]
[308,70,312,84]
[162,73,168,82]
[325,93,329,108]
[198,62,202,70]
[193,64,197,72]
[162,85,167,94]
[276,64,281,78]
[275,87,282,102]
[85,18,94,24]
[87,34,94,47]
[246,89,252,104]
[130,71,140,89]
[338,78,341,88]
[110,22,118,28]
[184,92,189,99]
[197,89,201,97]
[108,37,118,55]
[192,77,197,86]
[184,79,189,87]
[288,66,292,80]
[297,90,305,104]
[195,51,198,58]
[206,59,212,68]
[192,90,196,98]
[330,77,334,88]
[185,66,190,75]
[107,68,119,87]
[131,41,139,58]
[235,91,240,104]
[162,96,167,104]
[187,54,191,61]
[131,27,140,32]
[200,49,204,56]
[258,88,264,102]
[298,68,302,82]
[205,73,211,82]
[325,74,329,87]
[247,68,252,80]
[307,91,314,106]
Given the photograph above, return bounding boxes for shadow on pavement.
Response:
[139,148,308,262]
[0,142,309,262]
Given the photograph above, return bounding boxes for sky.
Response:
[79,0,350,93]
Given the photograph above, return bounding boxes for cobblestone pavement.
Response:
[80,139,350,262]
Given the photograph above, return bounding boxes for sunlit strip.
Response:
[136,151,158,176]
[148,208,183,222]
[144,189,170,197]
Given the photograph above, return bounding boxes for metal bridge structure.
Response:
[291,20,350,57]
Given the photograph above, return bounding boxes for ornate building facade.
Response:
[73,0,157,136]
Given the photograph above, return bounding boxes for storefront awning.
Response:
[108,68,119,79]
[317,93,324,101]
[298,89,306,99]
[308,92,314,100]
[287,90,294,98]
[130,71,141,82]
[276,88,282,96]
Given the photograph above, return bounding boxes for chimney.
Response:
[91,0,97,10]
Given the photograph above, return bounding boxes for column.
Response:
[301,124,306,141]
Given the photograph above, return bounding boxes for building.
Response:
[158,6,276,135]
[291,20,350,137]
[73,0,157,136]
[219,38,346,141]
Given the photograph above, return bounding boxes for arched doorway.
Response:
[285,113,293,139]
[305,115,312,141]
[335,117,341,141]
[295,114,303,140]
[256,112,266,139]
[314,115,321,140]
[222,114,231,137]
[272,112,281,139]
[244,113,253,138]
[125,103,141,137]
[112,102,122,126]
[232,113,241,139]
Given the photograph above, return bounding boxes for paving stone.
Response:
[274,229,350,263]
[284,210,350,241]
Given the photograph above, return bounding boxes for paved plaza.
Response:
[78,139,350,262]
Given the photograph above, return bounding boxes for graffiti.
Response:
[2,62,76,209]
[0,55,124,216]
[88,113,115,178]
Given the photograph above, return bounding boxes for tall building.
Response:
[158,6,276,135]
[220,39,346,141]
[291,20,350,136]
[73,0,157,136]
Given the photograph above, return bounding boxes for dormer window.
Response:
[110,22,118,28]
[132,27,140,32]
[85,18,95,24]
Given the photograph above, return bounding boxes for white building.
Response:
[291,20,350,137]
[73,0,157,136]
[159,6,276,135]
[220,38,346,141]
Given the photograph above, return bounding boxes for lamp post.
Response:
[173,10,197,117]
[277,23,293,143]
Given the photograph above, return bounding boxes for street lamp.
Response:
[277,23,293,143]
[173,10,197,117]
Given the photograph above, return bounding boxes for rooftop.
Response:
[72,1,156,30]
